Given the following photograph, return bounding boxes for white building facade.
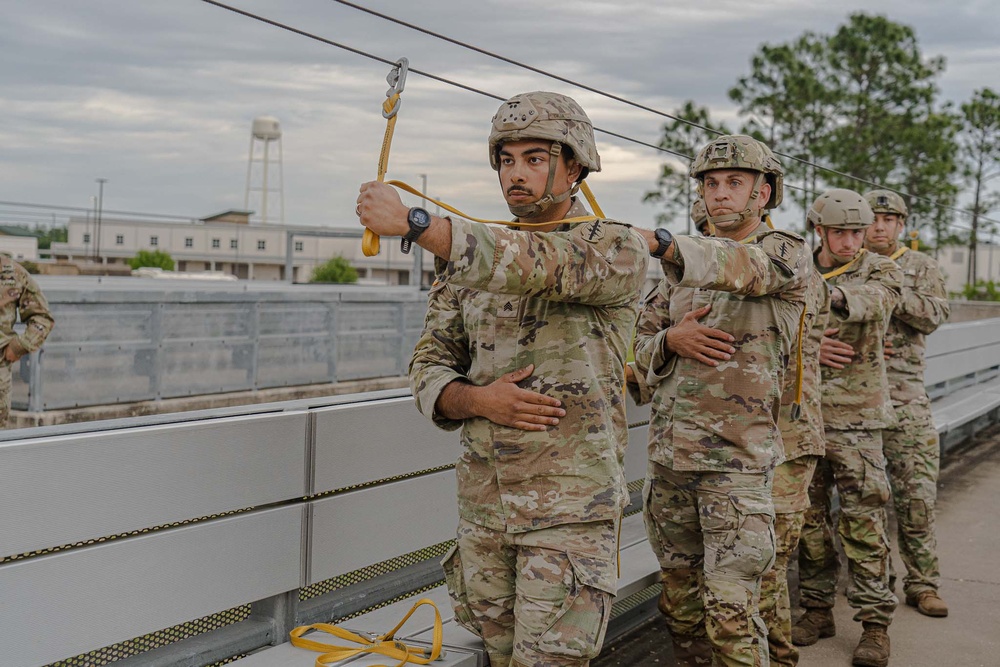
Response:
[50,212,435,286]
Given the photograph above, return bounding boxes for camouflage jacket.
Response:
[631,222,811,473]
[778,267,831,460]
[817,248,902,430]
[0,256,54,361]
[881,246,950,409]
[409,199,648,533]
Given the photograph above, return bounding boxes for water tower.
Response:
[244,116,285,225]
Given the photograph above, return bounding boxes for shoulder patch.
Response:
[580,219,606,244]
[760,230,805,273]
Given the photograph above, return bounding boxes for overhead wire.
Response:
[323,0,996,230]
[201,0,994,231]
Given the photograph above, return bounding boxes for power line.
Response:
[324,0,997,229]
[200,0,995,230]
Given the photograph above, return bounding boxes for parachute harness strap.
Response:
[289,597,444,667]
[363,57,409,257]
[822,248,867,281]
[890,246,909,261]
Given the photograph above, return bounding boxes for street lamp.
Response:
[95,178,107,263]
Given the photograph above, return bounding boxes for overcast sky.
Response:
[0,0,996,233]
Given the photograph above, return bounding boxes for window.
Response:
[257,240,266,251]
[211,238,220,249]
[184,237,193,248]
[115,234,124,245]
[294,241,304,252]
[83,233,91,243]
[230,239,238,250]
[150,236,159,247]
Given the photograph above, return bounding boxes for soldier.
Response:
[863,189,950,617]
[691,198,711,236]
[758,262,830,667]
[358,92,648,667]
[0,255,54,427]
[629,135,811,666]
[793,189,902,667]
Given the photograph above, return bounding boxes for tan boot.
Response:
[852,622,890,667]
[671,634,714,666]
[791,608,836,646]
[905,590,949,617]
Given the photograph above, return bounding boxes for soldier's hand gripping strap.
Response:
[289,597,444,666]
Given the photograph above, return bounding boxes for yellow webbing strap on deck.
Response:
[289,597,443,666]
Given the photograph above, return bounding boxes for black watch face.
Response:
[411,208,431,227]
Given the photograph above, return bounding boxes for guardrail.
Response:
[1,318,999,667]
[12,278,427,411]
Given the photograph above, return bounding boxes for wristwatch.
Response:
[650,227,673,259]
[401,207,431,254]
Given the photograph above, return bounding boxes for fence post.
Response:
[26,349,43,412]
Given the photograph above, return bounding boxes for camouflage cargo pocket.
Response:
[441,542,480,635]
[702,493,775,581]
[531,551,615,660]
[859,449,891,506]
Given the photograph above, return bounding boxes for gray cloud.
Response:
[0,0,995,232]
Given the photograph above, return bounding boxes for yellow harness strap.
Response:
[908,230,920,251]
[363,58,409,257]
[890,246,909,261]
[289,597,443,667]
[822,248,866,281]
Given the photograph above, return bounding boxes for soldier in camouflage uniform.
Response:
[793,189,902,667]
[358,92,648,667]
[0,255,54,426]
[863,190,950,618]
[758,264,830,667]
[629,135,811,667]
[691,198,710,236]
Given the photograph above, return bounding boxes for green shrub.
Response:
[310,256,358,284]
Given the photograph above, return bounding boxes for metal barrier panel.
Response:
[0,411,308,559]
[12,278,429,410]
[0,506,304,667]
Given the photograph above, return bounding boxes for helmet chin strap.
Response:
[504,142,577,219]
[705,172,765,227]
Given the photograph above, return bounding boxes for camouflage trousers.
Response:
[884,403,941,597]
[798,429,897,626]
[643,461,776,667]
[760,455,819,667]
[0,363,10,427]
[441,517,617,667]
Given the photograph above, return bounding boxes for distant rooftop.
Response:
[200,210,255,224]
[0,225,40,238]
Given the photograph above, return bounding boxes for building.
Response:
[49,211,435,285]
[935,242,1000,295]
[0,226,41,261]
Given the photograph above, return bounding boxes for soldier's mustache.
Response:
[507,187,534,197]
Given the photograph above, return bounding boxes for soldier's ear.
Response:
[757,182,772,211]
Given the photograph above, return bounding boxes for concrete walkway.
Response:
[595,428,1000,666]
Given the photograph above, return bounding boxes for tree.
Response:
[310,256,358,284]
[958,88,1000,284]
[729,34,834,227]
[128,249,175,271]
[643,101,728,234]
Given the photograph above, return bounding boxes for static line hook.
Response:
[382,57,409,119]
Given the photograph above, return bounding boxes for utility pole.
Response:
[95,178,107,264]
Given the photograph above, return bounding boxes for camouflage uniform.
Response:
[632,219,811,667]
[0,256,54,426]
[879,246,949,599]
[759,267,830,666]
[411,198,647,667]
[798,248,902,627]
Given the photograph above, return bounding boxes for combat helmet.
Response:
[690,198,711,235]
[690,135,784,227]
[807,188,874,230]
[489,91,600,218]
[863,189,908,221]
